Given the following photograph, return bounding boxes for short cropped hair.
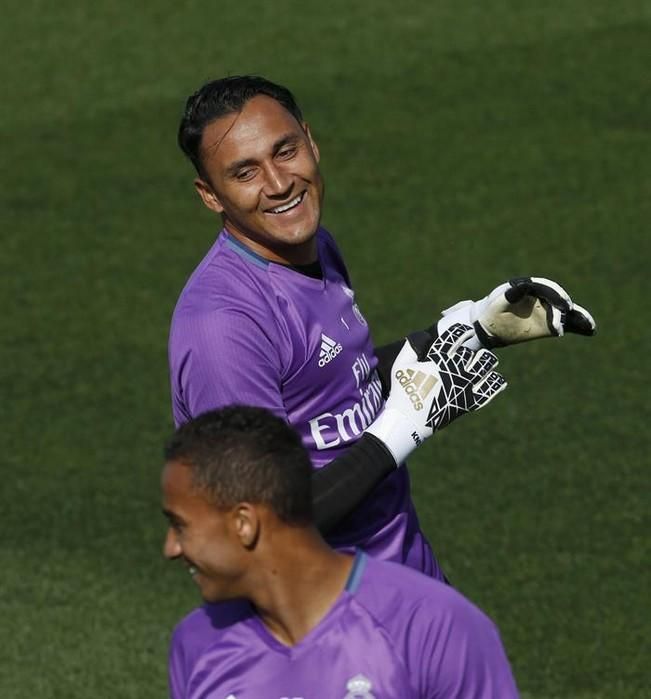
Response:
[178,75,304,177]
[164,406,313,525]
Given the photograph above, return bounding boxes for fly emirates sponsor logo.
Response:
[309,373,383,450]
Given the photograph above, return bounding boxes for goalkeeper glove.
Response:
[366,323,507,465]
[437,276,596,350]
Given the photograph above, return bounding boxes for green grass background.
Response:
[1,1,649,697]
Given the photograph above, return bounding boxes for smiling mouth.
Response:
[266,191,305,214]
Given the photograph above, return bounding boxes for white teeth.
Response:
[269,193,303,214]
[188,566,197,576]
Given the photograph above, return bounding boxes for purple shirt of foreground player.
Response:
[169,552,519,699]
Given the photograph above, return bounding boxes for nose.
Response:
[163,527,182,560]
[262,161,292,198]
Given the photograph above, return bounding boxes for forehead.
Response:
[200,95,304,166]
[162,460,209,512]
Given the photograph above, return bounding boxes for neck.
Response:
[224,226,319,266]
[245,530,354,646]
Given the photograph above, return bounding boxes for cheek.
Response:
[222,184,261,213]
[298,154,319,179]
[191,529,236,572]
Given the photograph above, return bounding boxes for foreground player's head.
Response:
[162,406,313,601]
[178,76,324,264]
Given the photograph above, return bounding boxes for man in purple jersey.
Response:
[162,407,520,699]
[169,75,595,577]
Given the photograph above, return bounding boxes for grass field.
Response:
[1,2,649,697]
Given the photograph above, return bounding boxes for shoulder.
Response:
[171,599,251,648]
[172,232,273,322]
[169,601,252,691]
[170,235,283,352]
[356,556,497,636]
[354,557,518,697]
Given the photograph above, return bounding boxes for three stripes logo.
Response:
[395,368,438,410]
[318,333,343,367]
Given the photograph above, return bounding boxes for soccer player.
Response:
[162,406,520,699]
[169,75,595,579]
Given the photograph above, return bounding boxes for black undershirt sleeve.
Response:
[312,332,439,533]
[374,339,405,398]
[312,433,396,534]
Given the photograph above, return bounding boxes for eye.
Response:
[277,145,297,160]
[167,518,185,534]
[235,168,256,182]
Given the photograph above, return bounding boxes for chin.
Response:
[281,219,320,244]
[285,230,318,246]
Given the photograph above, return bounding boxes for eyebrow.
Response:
[224,133,300,177]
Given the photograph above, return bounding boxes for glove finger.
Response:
[465,348,499,376]
[503,278,532,304]
[428,323,474,360]
[546,303,565,336]
[564,304,596,336]
[454,346,476,367]
[472,371,508,406]
[447,324,476,357]
[529,277,572,311]
[506,277,572,312]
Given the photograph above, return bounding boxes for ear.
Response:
[194,177,225,214]
[233,503,260,550]
[303,123,320,164]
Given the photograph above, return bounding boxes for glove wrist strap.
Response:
[365,408,422,466]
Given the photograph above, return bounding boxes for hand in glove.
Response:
[437,276,596,350]
[366,323,507,465]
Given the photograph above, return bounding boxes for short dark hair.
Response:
[178,75,304,177]
[164,406,313,525]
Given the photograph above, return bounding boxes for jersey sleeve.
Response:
[171,308,287,426]
[412,592,519,698]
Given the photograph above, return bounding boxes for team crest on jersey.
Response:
[341,285,368,327]
[343,674,375,699]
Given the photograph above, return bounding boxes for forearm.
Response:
[312,434,396,533]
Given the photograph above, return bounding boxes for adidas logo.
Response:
[395,368,438,410]
[318,333,343,367]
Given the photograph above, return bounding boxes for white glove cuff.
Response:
[365,407,422,466]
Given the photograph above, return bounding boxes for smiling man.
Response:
[169,75,465,580]
[162,407,519,699]
[169,75,594,580]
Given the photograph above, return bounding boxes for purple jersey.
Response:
[169,553,519,699]
[169,228,441,575]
